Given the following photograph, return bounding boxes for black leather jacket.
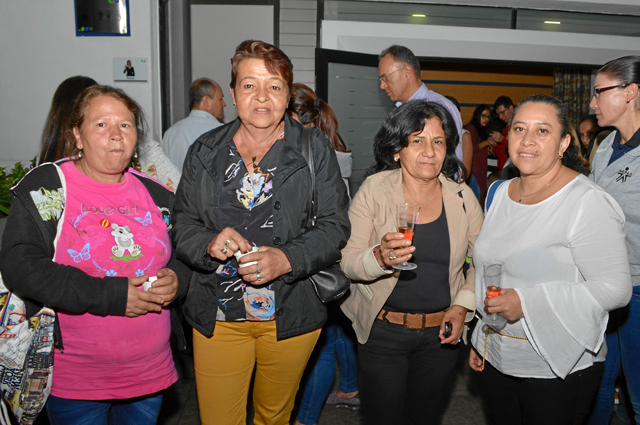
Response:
[172,115,350,340]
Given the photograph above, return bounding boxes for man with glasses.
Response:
[489,96,514,171]
[378,45,464,161]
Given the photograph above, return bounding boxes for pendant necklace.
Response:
[404,183,439,209]
[517,165,562,203]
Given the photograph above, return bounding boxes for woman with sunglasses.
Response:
[588,56,640,425]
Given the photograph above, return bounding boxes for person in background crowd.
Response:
[489,95,514,171]
[377,45,464,161]
[469,94,631,425]
[464,104,495,206]
[171,40,350,425]
[0,85,191,425]
[341,100,482,425]
[161,78,226,170]
[39,75,97,164]
[588,55,640,425]
[445,96,474,182]
[287,83,359,425]
[569,125,591,174]
[578,114,600,150]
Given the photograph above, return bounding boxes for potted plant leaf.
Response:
[0,158,36,244]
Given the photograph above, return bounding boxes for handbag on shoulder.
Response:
[299,128,351,303]
[0,273,54,425]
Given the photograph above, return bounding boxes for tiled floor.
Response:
[156,341,490,425]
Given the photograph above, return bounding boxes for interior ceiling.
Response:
[364,0,640,16]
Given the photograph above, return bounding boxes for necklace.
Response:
[517,166,562,203]
[404,183,439,209]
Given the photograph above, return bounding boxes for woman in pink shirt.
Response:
[0,85,190,425]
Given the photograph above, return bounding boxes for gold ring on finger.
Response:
[225,239,232,247]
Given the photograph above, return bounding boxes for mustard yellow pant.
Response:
[193,321,321,425]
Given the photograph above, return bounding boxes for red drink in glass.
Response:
[398,226,414,241]
[486,286,501,299]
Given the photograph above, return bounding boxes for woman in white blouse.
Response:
[468,94,632,425]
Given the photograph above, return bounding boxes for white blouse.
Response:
[471,175,631,379]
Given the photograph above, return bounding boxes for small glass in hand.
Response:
[482,259,507,331]
[393,203,418,271]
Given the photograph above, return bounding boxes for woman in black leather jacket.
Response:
[171,40,350,425]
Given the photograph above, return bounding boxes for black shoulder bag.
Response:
[299,128,351,303]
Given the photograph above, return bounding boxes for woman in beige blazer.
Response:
[340,100,483,425]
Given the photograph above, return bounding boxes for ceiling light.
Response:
[544,21,561,24]
[412,14,426,17]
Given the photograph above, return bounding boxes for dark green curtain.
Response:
[552,68,592,130]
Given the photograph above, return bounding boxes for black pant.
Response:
[481,360,604,425]
[358,318,459,425]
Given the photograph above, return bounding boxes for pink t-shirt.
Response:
[52,162,177,400]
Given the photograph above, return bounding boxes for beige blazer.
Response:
[340,169,484,344]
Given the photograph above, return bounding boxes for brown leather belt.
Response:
[377,309,445,330]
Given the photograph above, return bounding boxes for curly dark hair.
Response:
[510,94,584,174]
[370,100,463,181]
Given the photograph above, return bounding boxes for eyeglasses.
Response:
[593,84,628,99]
[496,107,509,117]
[481,112,491,119]
[379,68,402,83]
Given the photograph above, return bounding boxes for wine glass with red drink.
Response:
[482,259,507,331]
[393,203,418,271]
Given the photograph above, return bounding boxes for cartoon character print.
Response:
[236,167,274,210]
[110,223,142,258]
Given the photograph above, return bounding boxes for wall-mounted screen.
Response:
[75,0,131,37]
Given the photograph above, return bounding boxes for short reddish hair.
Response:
[230,40,293,93]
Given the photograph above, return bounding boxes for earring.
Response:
[394,157,398,162]
[558,153,563,159]
[78,150,83,159]
[233,103,237,108]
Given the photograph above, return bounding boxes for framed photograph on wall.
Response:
[75,0,131,36]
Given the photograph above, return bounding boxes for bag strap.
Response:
[300,127,317,227]
[485,179,507,213]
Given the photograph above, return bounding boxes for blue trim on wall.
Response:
[423,80,553,89]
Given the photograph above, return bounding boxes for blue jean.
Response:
[619,286,640,424]
[588,285,640,425]
[587,331,620,425]
[296,311,358,425]
[46,393,163,425]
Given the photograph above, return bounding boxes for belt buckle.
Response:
[403,313,426,330]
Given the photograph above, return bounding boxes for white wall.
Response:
[191,4,274,124]
[321,20,639,66]
[0,0,161,169]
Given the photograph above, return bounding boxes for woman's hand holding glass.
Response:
[374,232,415,269]
[484,288,523,322]
[207,227,253,261]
